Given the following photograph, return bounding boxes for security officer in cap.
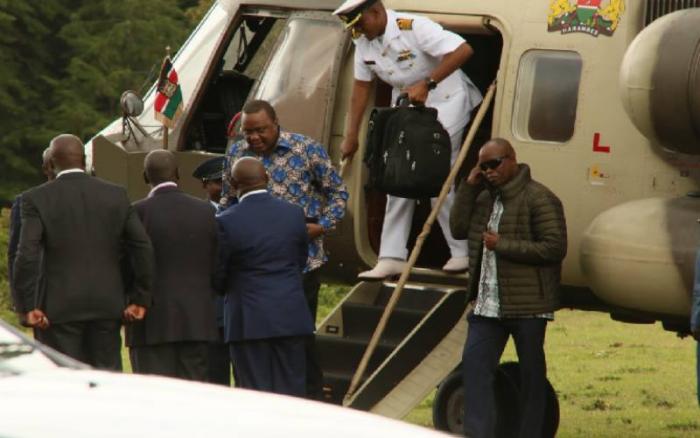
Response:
[193,156,226,214]
[193,156,233,385]
[334,0,483,279]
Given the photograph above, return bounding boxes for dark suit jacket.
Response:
[13,172,153,323]
[7,194,21,310]
[126,186,218,347]
[215,191,314,342]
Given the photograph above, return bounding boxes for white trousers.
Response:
[378,127,468,261]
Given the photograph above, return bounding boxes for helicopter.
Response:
[87,0,700,434]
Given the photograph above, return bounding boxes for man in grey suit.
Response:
[13,134,153,370]
[126,150,218,381]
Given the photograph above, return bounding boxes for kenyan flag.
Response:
[154,56,183,128]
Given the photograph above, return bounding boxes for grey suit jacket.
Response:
[13,172,153,323]
[125,186,218,347]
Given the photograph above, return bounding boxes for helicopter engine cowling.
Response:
[619,9,700,155]
[580,196,700,317]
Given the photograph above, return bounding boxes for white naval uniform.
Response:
[353,10,483,260]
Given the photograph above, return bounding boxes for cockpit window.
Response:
[512,50,582,143]
[250,13,348,147]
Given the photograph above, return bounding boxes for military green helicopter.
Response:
[88,0,700,434]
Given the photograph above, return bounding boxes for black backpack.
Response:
[364,96,451,198]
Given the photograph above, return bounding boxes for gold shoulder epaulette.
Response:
[396,18,413,30]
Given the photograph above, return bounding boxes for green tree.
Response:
[49,0,193,140]
[0,0,211,200]
[0,0,78,200]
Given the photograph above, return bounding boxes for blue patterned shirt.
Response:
[221,130,348,272]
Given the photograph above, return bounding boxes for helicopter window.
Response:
[184,16,287,153]
[512,50,582,143]
[249,14,347,147]
[222,18,287,79]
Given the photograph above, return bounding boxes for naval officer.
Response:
[334,0,483,279]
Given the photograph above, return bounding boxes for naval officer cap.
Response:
[192,156,225,182]
[333,0,378,28]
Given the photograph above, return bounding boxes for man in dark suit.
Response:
[126,150,219,381]
[216,157,314,396]
[13,134,153,370]
[193,156,233,386]
[8,147,55,325]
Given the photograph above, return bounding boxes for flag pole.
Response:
[162,46,171,150]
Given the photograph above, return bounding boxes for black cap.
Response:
[192,156,225,182]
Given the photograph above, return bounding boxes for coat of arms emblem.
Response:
[547,0,625,36]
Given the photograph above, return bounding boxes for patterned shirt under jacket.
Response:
[475,195,554,320]
[221,129,349,272]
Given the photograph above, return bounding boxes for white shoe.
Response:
[442,256,469,273]
[358,258,407,280]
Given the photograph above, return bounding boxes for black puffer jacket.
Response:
[449,164,567,316]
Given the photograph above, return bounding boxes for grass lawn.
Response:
[404,309,698,437]
[141,282,696,437]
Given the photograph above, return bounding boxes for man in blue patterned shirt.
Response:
[221,99,348,399]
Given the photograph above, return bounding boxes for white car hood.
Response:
[0,368,446,437]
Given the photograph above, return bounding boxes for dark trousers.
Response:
[462,313,548,438]
[229,336,306,397]
[696,342,700,406]
[208,327,233,386]
[130,341,209,382]
[33,327,46,344]
[40,319,122,371]
[303,269,324,399]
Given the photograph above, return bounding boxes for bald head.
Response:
[231,157,268,196]
[144,150,178,186]
[480,138,516,159]
[49,134,85,173]
[478,138,519,187]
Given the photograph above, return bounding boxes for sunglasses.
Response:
[479,156,508,171]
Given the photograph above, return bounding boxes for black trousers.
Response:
[208,327,233,386]
[40,319,122,371]
[130,341,209,382]
[229,336,306,397]
[462,313,548,438]
[303,269,324,399]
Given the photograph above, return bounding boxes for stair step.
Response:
[407,267,469,288]
[374,283,445,311]
[341,303,425,343]
[315,336,396,377]
[321,371,353,404]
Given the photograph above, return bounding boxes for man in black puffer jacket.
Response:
[450,138,567,438]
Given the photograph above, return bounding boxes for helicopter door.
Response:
[249,11,349,149]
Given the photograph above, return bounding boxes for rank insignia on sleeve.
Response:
[396,18,413,30]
